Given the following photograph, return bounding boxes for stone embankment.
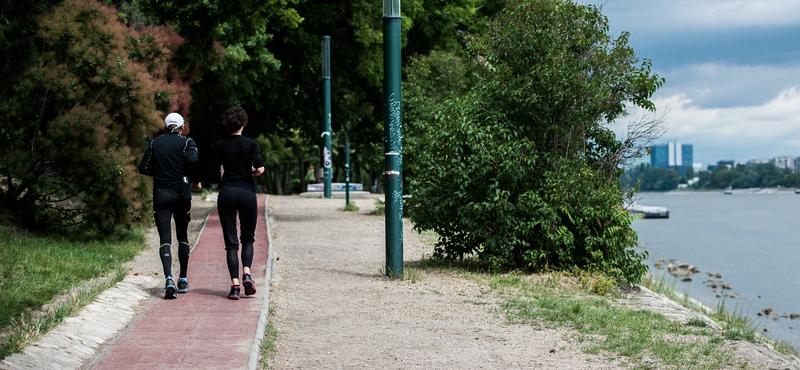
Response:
[654,258,800,328]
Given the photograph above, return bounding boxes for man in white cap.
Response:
[138,112,202,299]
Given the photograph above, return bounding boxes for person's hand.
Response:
[192,182,202,191]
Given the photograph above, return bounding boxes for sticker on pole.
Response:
[323,147,332,169]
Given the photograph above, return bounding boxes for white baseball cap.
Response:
[164,112,184,128]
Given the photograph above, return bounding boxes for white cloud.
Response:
[658,87,800,138]
[657,62,800,108]
[598,0,800,30]
[676,1,800,29]
[594,1,800,165]
[615,86,800,164]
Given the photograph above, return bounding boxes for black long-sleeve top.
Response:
[214,135,264,191]
[138,132,199,190]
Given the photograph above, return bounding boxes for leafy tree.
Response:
[624,166,679,191]
[132,0,502,193]
[651,168,679,191]
[406,0,663,283]
[708,168,742,189]
[255,132,296,194]
[734,169,760,188]
[693,169,711,188]
[749,162,781,187]
[404,49,478,195]
[0,0,189,234]
[0,0,65,100]
[127,0,304,188]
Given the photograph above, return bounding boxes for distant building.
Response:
[748,158,770,165]
[650,142,693,177]
[709,159,737,171]
[774,156,797,173]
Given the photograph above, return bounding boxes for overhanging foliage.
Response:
[405,0,663,283]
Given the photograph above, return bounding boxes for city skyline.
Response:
[591,1,800,166]
[642,139,800,173]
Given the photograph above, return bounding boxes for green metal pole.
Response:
[345,125,351,206]
[321,36,332,199]
[383,0,403,279]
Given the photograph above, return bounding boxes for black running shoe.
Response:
[177,277,189,293]
[242,274,256,296]
[228,285,240,300]
[164,278,177,299]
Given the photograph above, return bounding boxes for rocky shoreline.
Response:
[653,258,800,333]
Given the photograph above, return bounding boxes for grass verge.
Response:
[340,203,360,212]
[371,198,385,216]
[259,305,279,370]
[0,226,145,359]
[414,256,777,369]
[491,272,747,369]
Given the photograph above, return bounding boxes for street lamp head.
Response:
[383,0,400,17]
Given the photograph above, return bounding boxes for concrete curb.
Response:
[0,275,159,370]
[0,202,216,370]
[247,195,274,370]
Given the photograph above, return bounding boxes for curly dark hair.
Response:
[223,106,248,134]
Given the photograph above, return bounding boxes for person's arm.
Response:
[251,140,265,177]
[185,138,201,187]
[138,140,155,176]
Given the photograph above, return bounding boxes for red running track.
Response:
[90,194,269,370]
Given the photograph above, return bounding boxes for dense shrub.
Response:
[0,0,189,234]
[405,0,664,284]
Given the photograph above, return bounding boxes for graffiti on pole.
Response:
[387,93,402,153]
[391,189,404,243]
[323,147,332,169]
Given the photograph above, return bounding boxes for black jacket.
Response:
[138,132,199,190]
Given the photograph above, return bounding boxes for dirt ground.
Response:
[267,195,626,369]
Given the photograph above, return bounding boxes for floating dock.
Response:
[626,204,669,219]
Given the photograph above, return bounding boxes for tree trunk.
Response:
[273,165,283,195]
[354,159,361,185]
[282,163,290,194]
[299,158,306,194]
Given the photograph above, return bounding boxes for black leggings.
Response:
[218,186,257,279]
[153,188,191,279]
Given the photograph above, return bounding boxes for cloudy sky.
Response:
[587,0,800,166]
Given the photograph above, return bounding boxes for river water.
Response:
[632,191,800,349]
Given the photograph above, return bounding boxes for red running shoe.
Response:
[242,274,256,296]
[228,285,240,300]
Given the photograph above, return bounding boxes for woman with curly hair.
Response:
[214,106,265,299]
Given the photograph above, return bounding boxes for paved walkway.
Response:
[1,194,273,370]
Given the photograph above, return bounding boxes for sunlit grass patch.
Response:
[0,226,145,358]
[495,274,748,370]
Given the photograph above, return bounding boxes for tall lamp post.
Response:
[383,0,403,278]
[321,36,333,199]
[345,124,351,206]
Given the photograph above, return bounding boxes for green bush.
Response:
[0,0,189,235]
[405,0,662,284]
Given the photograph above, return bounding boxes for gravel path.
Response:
[268,195,623,369]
